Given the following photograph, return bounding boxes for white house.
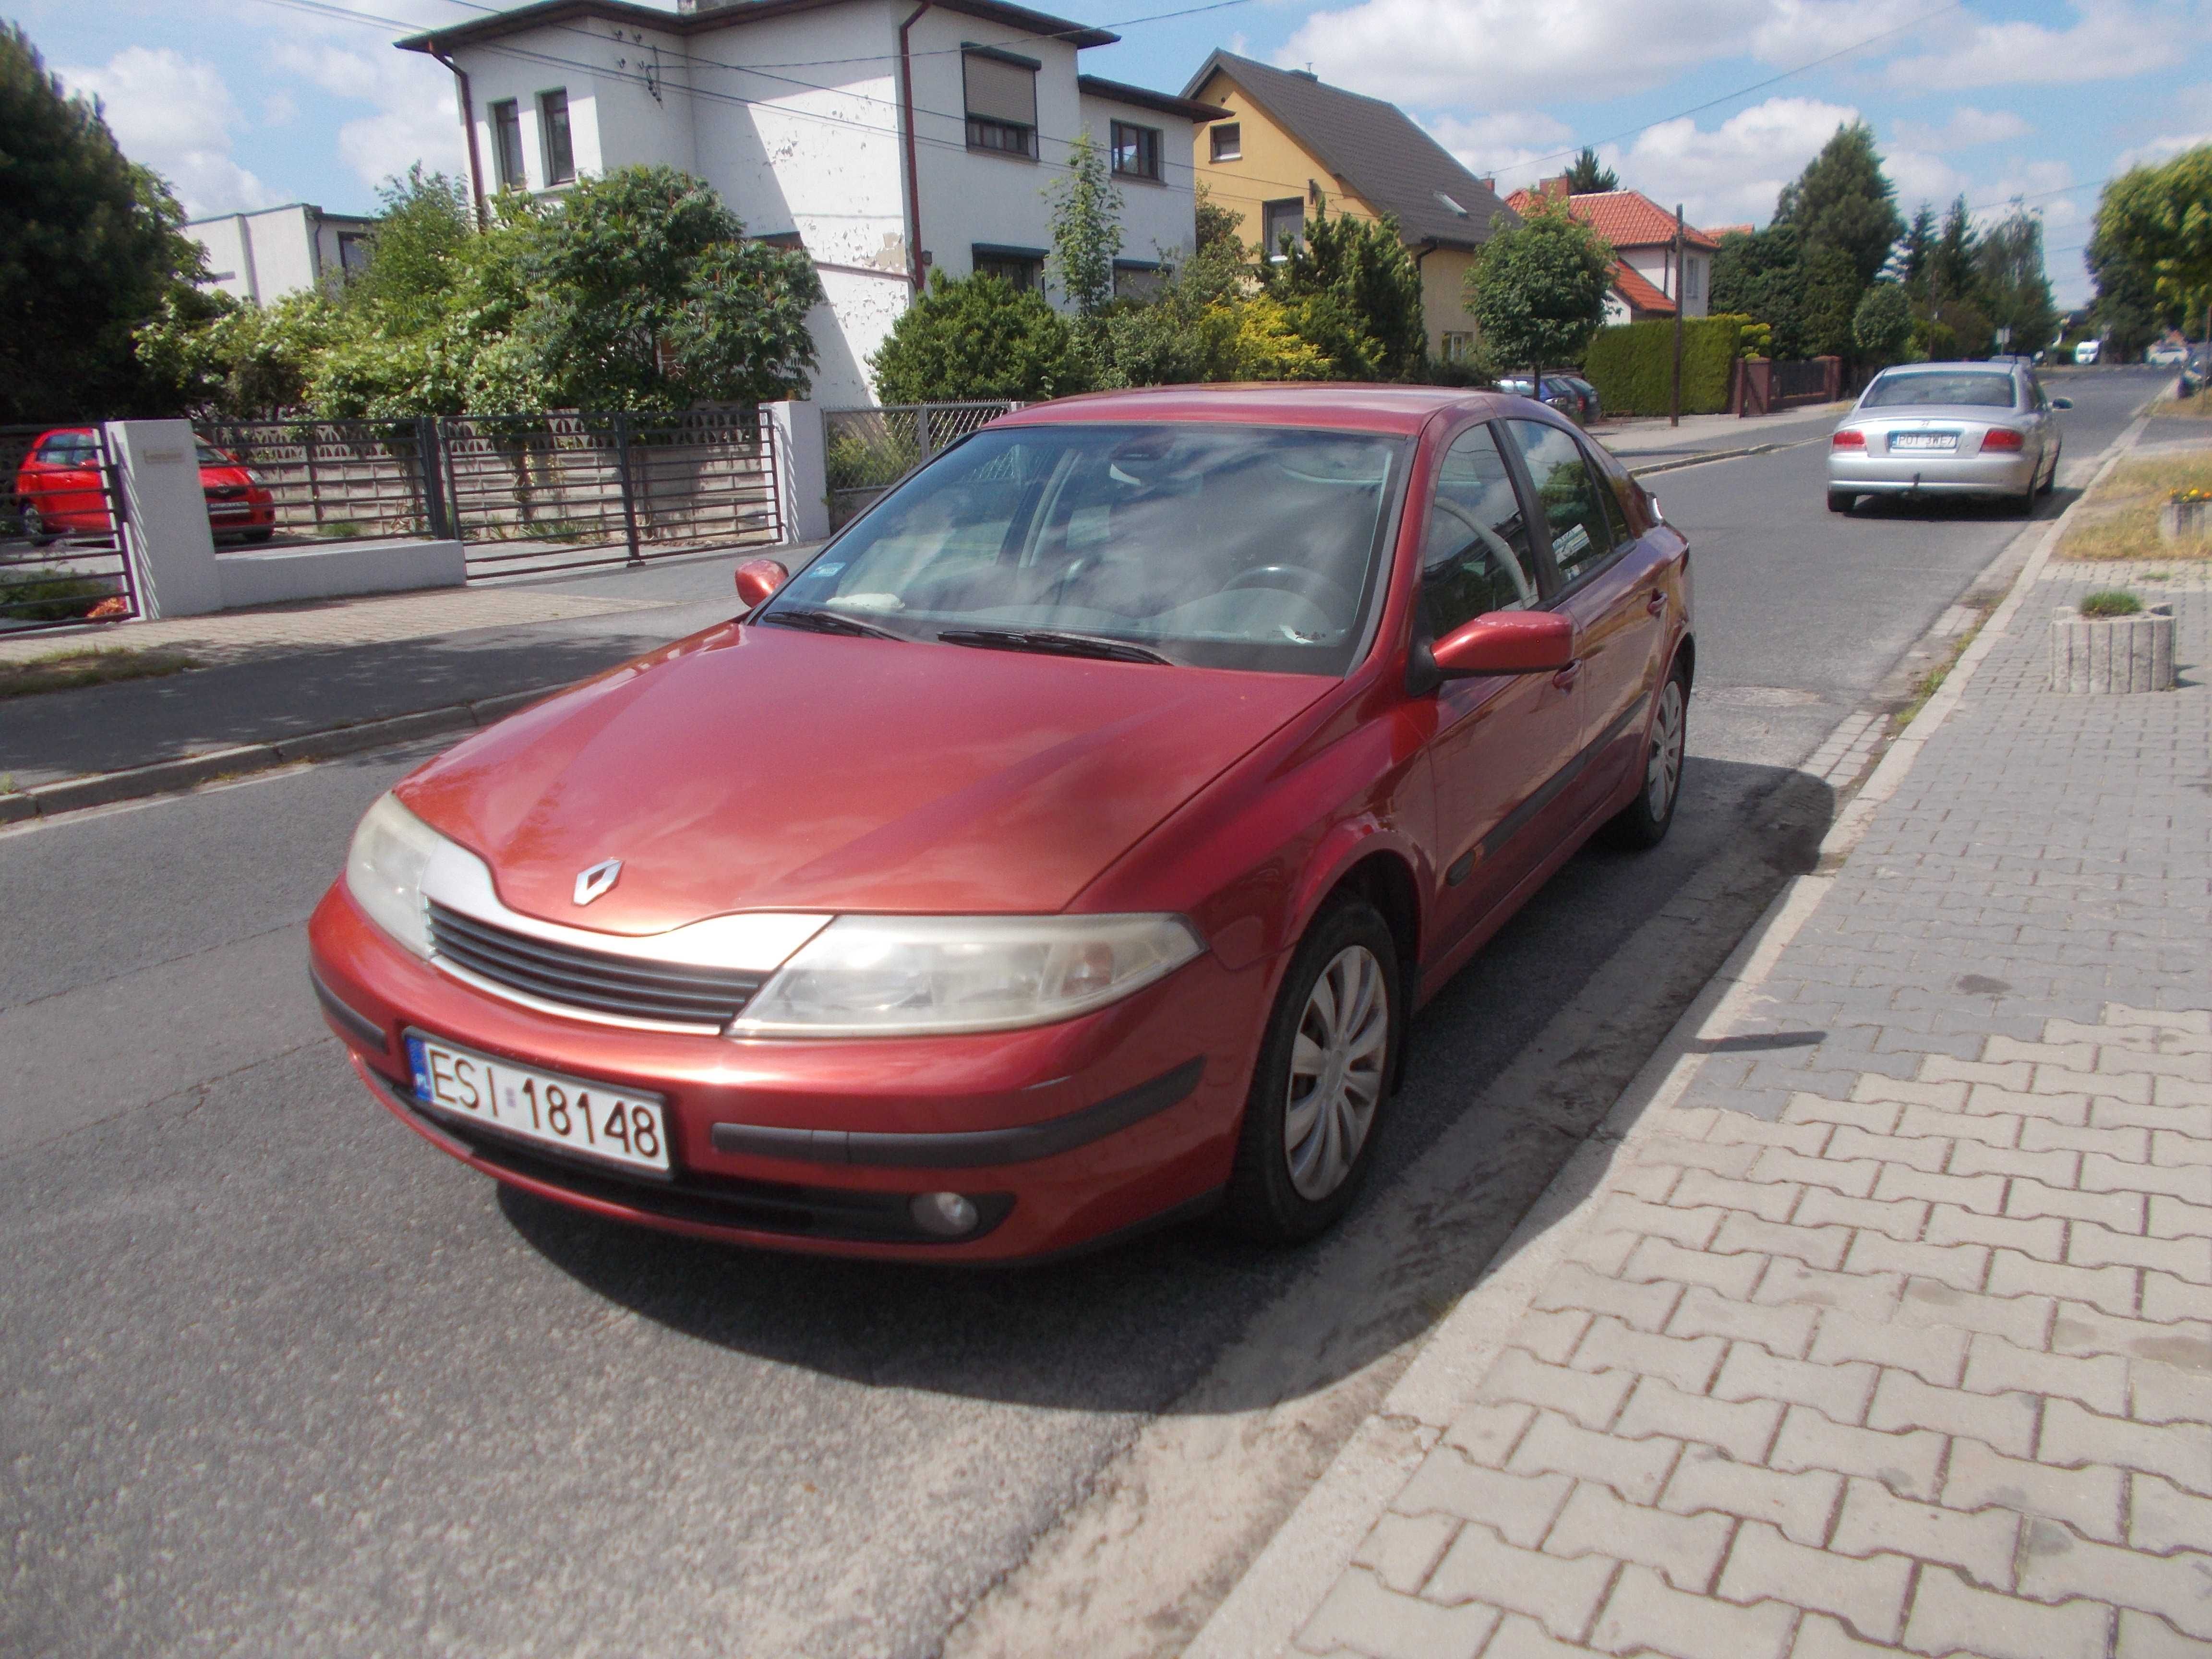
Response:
[187,204,376,304]
[397,0,1226,407]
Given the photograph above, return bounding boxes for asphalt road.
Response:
[0,367,2161,1659]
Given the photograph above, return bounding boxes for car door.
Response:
[1504,419,1670,818]
[1415,420,1582,955]
[25,431,110,532]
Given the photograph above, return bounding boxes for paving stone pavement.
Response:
[1288,568,2212,1655]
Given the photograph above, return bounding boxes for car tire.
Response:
[240,528,275,543]
[18,502,58,546]
[1602,660,1690,851]
[1827,490,1856,514]
[2039,448,2060,496]
[1223,893,1401,1245]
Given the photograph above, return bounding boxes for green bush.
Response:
[825,429,919,492]
[1581,314,1752,416]
[869,272,1092,404]
[0,569,113,621]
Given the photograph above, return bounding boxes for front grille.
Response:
[427,901,764,1028]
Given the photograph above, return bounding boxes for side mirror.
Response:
[1432,611,1575,678]
[2050,396,2073,410]
[735,557,790,608]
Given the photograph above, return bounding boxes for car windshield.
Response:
[1863,372,2017,409]
[765,423,1408,674]
[195,443,232,466]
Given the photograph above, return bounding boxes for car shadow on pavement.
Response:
[498,754,1838,1419]
[1839,484,2081,524]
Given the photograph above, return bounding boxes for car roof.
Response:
[997,383,1520,436]
[1874,362,2021,376]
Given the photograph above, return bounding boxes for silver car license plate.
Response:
[1890,432,1958,452]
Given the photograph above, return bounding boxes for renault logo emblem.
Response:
[573,858,622,906]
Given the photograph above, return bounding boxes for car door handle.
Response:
[1646,590,1666,616]
[1551,660,1583,690]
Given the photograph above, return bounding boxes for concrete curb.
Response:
[1626,440,1798,478]
[0,684,558,826]
[1182,398,2162,1659]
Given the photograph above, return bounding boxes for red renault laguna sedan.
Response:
[309,386,1692,1261]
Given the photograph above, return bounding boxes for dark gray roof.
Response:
[1077,75,1228,124]
[398,0,1115,56]
[1180,51,1516,251]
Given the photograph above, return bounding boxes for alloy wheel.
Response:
[1647,677,1686,819]
[1283,944,1389,1201]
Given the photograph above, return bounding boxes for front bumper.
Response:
[1827,449,2036,497]
[308,883,1276,1262]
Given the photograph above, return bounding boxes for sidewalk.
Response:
[0,549,787,795]
[1600,403,1849,467]
[1201,454,2212,1655]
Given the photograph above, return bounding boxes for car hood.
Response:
[397,621,1331,932]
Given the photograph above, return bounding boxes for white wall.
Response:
[1618,245,1709,319]
[188,206,365,302]
[1078,92,1201,274]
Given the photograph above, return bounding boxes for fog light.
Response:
[910,1191,981,1237]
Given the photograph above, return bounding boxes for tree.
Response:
[1258,197,1426,379]
[134,289,335,417]
[2086,221,2164,358]
[1047,128,1122,322]
[1773,121,1904,289]
[1851,280,1912,364]
[0,21,209,421]
[1563,147,1619,194]
[1974,213,2057,355]
[1465,193,1612,381]
[1711,225,1804,354]
[869,271,1091,402]
[513,165,822,410]
[2094,147,2212,344]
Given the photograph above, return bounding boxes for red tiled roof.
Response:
[1705,223,1755,239]
[1504,185,1719,252]
[1611,260,1675,315]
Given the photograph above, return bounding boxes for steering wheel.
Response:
[1222,563,1361,618]
[1430,498,1534,607]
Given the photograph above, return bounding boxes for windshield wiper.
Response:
[760,607,905,641]
[937,627,1171,665]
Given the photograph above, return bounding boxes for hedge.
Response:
[1581,314,1752,416]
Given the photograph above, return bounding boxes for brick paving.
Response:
[1289,563,2212,1653]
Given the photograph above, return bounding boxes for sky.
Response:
[19,0,2212,307]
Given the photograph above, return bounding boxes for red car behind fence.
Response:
[12,427,276,544]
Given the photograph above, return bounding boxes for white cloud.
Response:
[1424,109,1574,193]
[1608,96,1863,230]
[1890,106,2032,151]
[56,46,281,217]
[270,38,465,196]
[1884,0,2186,90]
[2114,130,2212,170]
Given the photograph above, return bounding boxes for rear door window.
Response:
[1420,423,1542,636]
[1506,419,1625,586]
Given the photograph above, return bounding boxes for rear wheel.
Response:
[1603,661,1689,850]
[1827,489,1856,514]
[17,502,58,545]
[1223,895,1400,1245]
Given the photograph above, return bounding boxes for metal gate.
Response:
[197,417,446,543]
[441,408,781,579]
[824,401,1018,529]
[2,423,142,634]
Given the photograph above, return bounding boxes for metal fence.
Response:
[197,417,444,543]
[823,401,1019,529]
[2,423,141,635]
[442,409,780,578]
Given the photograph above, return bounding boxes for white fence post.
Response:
[104,420,221,618]
[765,399,830,545]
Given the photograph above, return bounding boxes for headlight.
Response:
[345,792,444,957]
[730,914,1205,1037]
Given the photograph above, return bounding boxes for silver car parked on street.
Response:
[1827,361,2070,514]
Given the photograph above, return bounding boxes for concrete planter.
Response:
[2050,604,2176,693]
[2160,497,2212,542]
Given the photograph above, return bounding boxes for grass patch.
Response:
[2055,450,2212,561]
[0,569,117,622]
[2149,394,2212,419]
[2080,589,2143,617]
[0,647,198,700]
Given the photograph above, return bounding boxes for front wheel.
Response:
[1827,489,1856,514]
[1223,895,1401,1245]
[1603,661,1689,850]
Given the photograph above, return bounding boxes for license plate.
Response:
[1890,433,1957,451]
[405,1031,671,1174]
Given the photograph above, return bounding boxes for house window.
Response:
[540,90,575,185]
[1262,198,1304,259]
[1110,120,1162,181]
[336,232,371,276]
[1113,261,1164,300]
[490,100,526,190]
[1210,122,1241,162]
[1440,331,1475,363]
[1684,256,1702,301]
[972,246,1044,290]
[964,48,1039,159]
